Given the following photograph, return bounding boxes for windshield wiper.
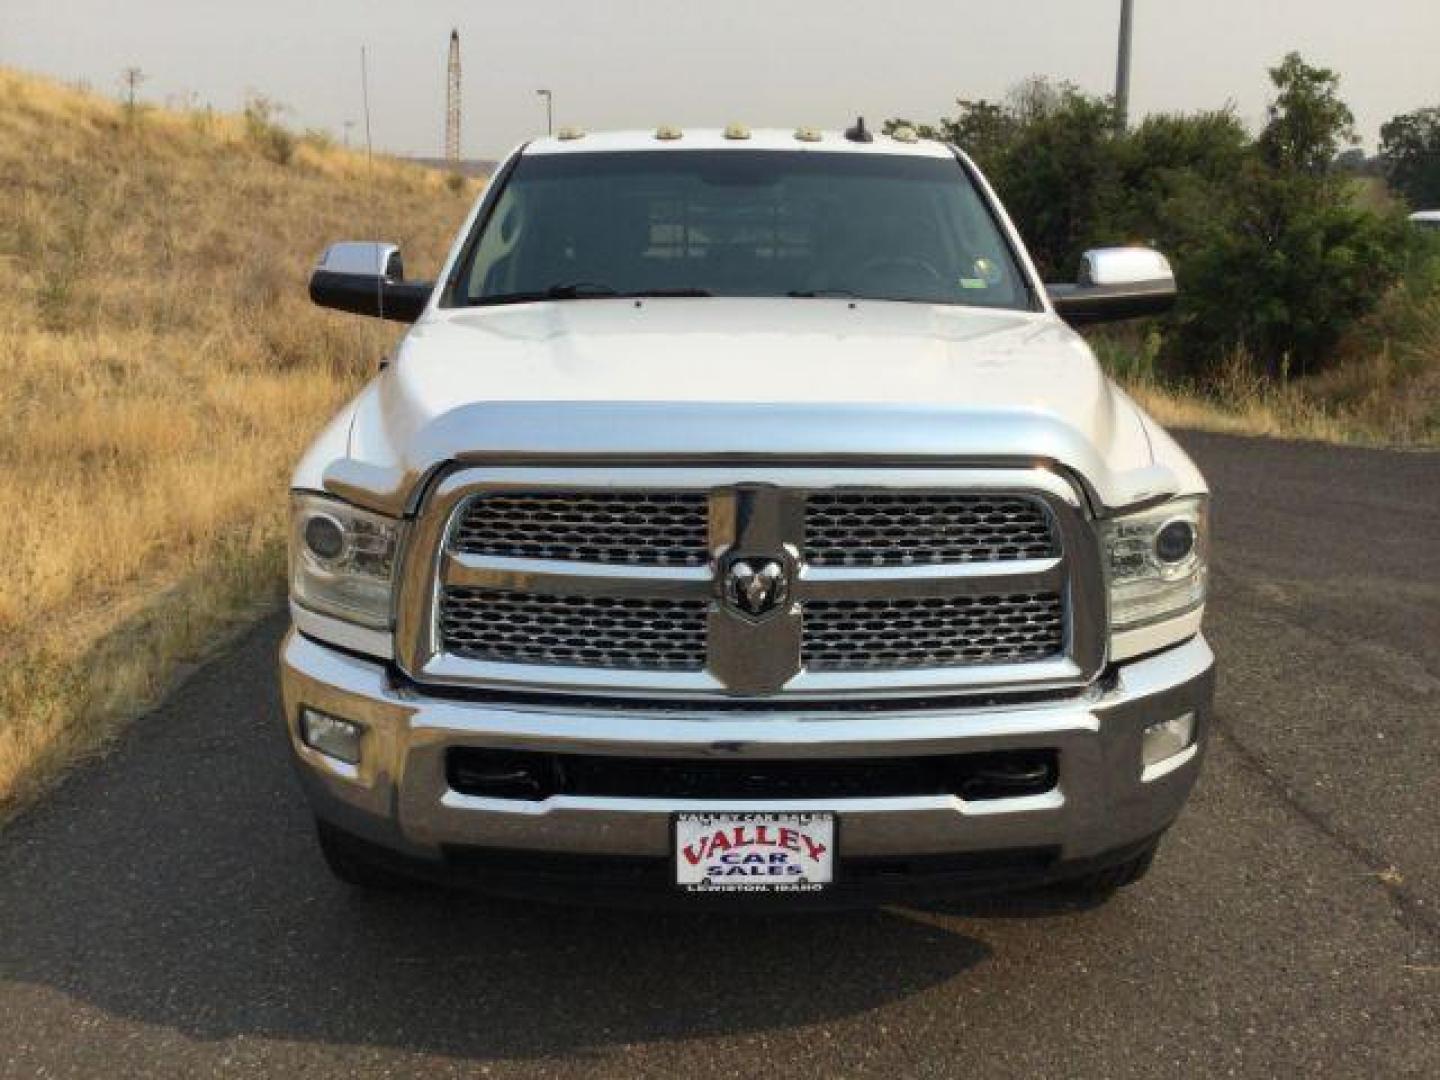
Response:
[469,282,616,306]
[787,288,859,298]
[470,283,712,307]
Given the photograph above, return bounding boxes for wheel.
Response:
[315,820,416,891]
[1060,838,1160,897]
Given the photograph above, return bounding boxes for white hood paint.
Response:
[310,298,1195,514]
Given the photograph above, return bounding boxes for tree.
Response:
[942,99,1017,172]
[882,100,1015,171]
[1112,110,1251,270]
[1172,56,1405,376]
[1258,53,1356,175]
[1379,107,1440,208]
[1007,76,1069,124]
[1175,164,1409,376]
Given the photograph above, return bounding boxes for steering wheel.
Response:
[855,254,948,294]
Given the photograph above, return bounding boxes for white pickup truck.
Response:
[281,124,1213,906]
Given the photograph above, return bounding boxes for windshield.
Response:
[450,150,1033,310]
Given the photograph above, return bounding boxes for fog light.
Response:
[1142,712,1196,770]
[301,708,363,765]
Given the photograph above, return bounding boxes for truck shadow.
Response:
[0,614,1099,1064]
[2,856,1000,1062]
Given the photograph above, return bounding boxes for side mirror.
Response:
[1047,247,1177,326]
[309,241,433,323]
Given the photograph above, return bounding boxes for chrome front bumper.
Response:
[279,629,1215,874]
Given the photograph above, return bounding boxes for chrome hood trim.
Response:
[327,402,1184,517]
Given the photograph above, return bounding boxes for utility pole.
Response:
[1115,0,1134,132]
[445,30,462,167]
[537,88,553,136]
[121,66,145,112]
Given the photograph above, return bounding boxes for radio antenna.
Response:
[360,45,375,169]
[359,45,382,319]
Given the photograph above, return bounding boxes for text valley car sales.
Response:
[674,812,836,893]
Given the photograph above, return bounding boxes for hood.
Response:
[325,298,1179,514]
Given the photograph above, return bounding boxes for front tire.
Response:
[1060,837,1160,897]
[315,820,416,891]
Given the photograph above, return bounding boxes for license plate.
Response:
[674,812,835,893]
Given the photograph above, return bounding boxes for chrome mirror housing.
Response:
[309,241,432,323]
[317,241,405,280]
[1079,247,1174,288]
[1047,246,1177,326]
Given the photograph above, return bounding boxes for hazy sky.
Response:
[4,1,1437,160]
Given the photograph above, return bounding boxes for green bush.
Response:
[1174,166,1412,376]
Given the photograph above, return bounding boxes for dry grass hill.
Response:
[0,68,478,820]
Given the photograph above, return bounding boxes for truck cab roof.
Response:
[523,127,955,158]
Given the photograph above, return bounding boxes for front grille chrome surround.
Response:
[396,466,1107,700]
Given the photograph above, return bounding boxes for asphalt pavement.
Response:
[1,430,1437,1078]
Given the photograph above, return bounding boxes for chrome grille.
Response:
[409,467,1101,697]
[805,493,1056,567]
[802,592,1064,671]
[452,491,709,567]
[440,588,708,671]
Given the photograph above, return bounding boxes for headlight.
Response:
[1100,495,1208,632]
[289,492,403,629]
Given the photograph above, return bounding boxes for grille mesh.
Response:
[805,493,1056,567]
[802,592,1064,671]
[440,588,708,671]
[452,491,709,567]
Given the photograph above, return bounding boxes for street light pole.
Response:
[537,88,553,136]
[1115,0,1134,132]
